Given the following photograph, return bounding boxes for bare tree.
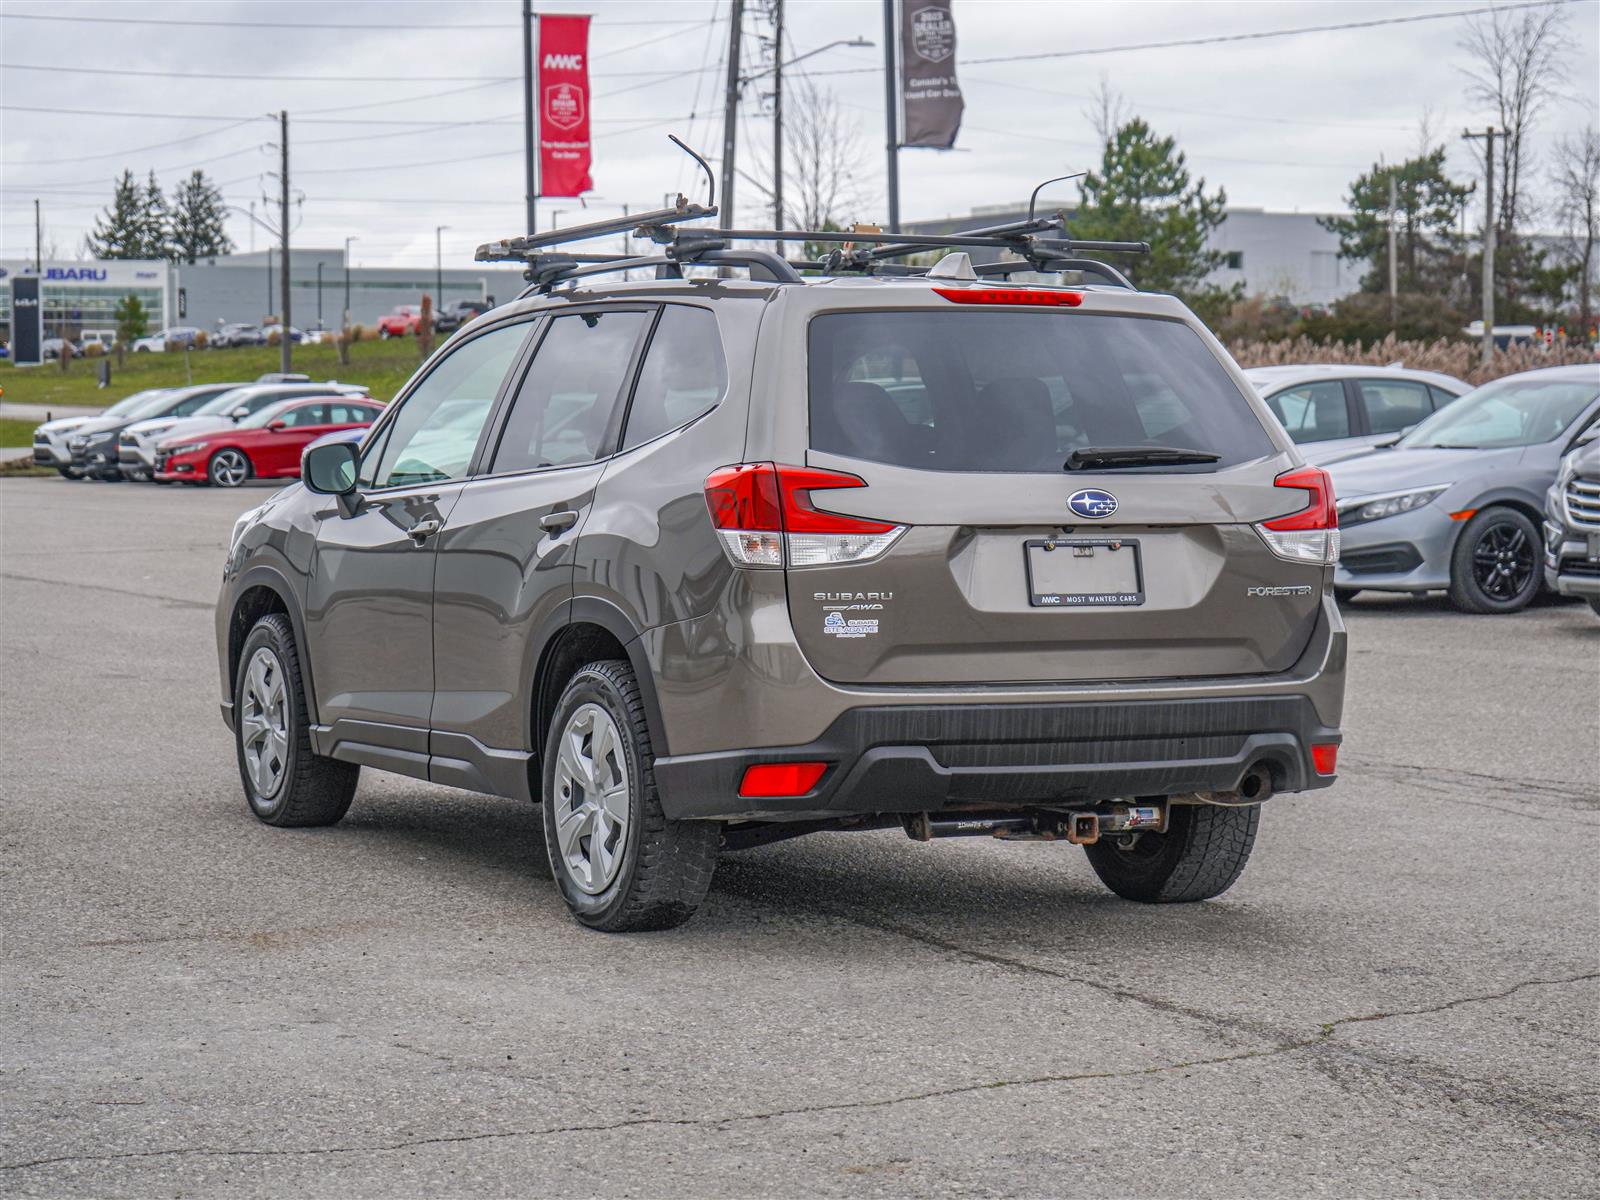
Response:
[1551,127,1600,335]
[1084,76,1129,148]
[743,75,872,243]
[1459,5,1569,237]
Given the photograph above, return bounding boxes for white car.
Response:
[131,327,200,353]
[1244,364,1469,466]
[116,382,250,478]
[31,389,168,477]
[131,382,371,464]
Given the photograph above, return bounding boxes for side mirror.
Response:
[304,441,359,496]
[230,406,250,420]
[1576,423,1600,447]
[267,420,287,431]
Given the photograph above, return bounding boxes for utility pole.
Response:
[343,235,357,328]
[523,0,538,235]
[1387,173,1398,330]
[435,225,450,306]
[721,0,745,225]
[34,199,41,271]
[1463,126,1496,365]
[278,109,292,374]
[266,247,273,317]
[771,0,784,231]
[882,0,899,230]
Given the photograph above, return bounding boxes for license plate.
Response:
[1588,533,1600,562]
[1025,538,1144,607]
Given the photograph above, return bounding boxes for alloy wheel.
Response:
[552,702,631,895]
[210,449,249,487]
[1471,521,1534,602]
[239,647,290,801]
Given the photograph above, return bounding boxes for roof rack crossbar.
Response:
[972,257,1137,289]
[476,199,717,263]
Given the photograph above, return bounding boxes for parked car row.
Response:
[377,299,493,338]
[33,374,381,488]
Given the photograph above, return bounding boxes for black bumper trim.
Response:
[653,696,1340,821]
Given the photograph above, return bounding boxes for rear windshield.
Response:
[808,310,1274,472]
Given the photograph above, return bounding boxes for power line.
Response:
[4,116,269,167]
[0,10,705,31]
[0,63,713,84]
[805,0,1574,75]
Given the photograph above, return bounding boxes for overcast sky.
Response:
[3,0,1597,269]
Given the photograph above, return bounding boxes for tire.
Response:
[542,660,719,932]
[1084,803,1260,904]
[234,613,358,827]
[1447,507,1541,614]
[208,448,252,488]
[1333,586,1361,603]
[56,466,85,480]
[379,327,392,340]
[1588,597,1600,618]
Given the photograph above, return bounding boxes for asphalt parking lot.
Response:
[2,475,1596,1198]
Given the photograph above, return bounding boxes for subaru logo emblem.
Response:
[1068,488,1118,519]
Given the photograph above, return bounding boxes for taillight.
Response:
[1256,466,1340,564]
[1311,743,1339,775]
[933,287,1083,307]
[704,462,906,568]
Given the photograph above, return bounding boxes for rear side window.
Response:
[1357,379,1432,435]
[1264,381,1350,443]
[493,310,649,472]
[621,307,727,449]
[808,310,1274,472]
[279,403,328,427]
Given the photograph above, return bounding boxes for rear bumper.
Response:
[653,695,1340,821]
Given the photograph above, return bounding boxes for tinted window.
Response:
[363,322,528,487]
[1264,381,1350,443]
[1358,379,1432,435]
[1429,384,1461,409]
[493,310,648,472]
[281,403,329,428]
[1400,375,1600,450]
[622,306,727,449]
[808,311,1274,472]
[329,401,377,424]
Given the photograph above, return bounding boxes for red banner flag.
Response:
[537,14,592,197]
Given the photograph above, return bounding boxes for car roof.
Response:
[1242,363,1468,390]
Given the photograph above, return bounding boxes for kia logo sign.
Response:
[1068,488,1118,519]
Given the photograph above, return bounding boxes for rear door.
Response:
[788,305,1322,685]
[259,400,329,475]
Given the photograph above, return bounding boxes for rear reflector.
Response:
[705,462,905,568]
[1311,743,1338,775]
[738,761,828,798]
[1257,466,1340,564]
[933,287,1083,307]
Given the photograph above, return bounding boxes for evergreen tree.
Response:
[1320,151,1474,296]
[139,171,171,260]
[1071,118,1232,311]
[168,169,234,263]
[85,171,147,259]
[114,294,149,344]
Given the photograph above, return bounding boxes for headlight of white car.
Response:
[1337,485,1450,528]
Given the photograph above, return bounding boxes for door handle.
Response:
[540,510,579,534]
[408,517,442,544]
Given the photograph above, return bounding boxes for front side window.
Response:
[808,310,1275,472]
[622,306,727,449]
[1400,376,1600,450]
[362,322,529,487]
[1358,379,1432,435]
[492,309,649,473]
[1264,381,1350,443]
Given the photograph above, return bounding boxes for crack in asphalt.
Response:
[4,973,1594,1174]
[1346,757,1599,805]
[0,571,214,611]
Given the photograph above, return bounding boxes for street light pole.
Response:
[316,261,325,329]
[435,225,450,308]
[772,0,784,231]
[343,235,358,328]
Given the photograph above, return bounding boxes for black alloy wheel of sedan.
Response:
[1448,507,1541,614]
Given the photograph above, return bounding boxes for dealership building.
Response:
[1,250,527,342]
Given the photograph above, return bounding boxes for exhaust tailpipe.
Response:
[1187,763,1275,807]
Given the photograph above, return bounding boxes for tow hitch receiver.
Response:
[902,803,1167,844]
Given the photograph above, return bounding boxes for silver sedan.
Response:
[1326,363,1600,613]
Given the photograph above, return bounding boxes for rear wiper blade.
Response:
[1065,445,1221,470]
